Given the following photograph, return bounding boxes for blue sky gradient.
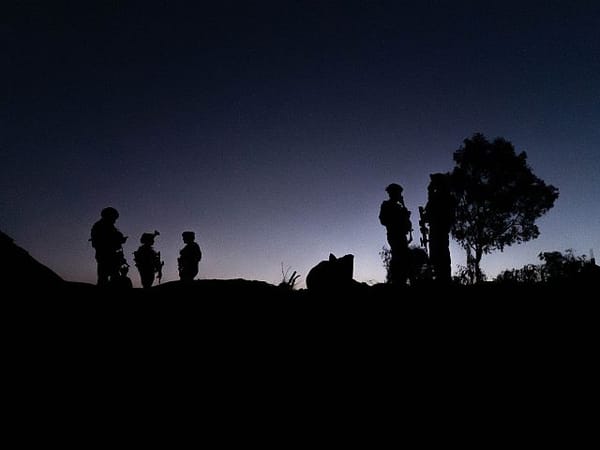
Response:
[2,1,599,287]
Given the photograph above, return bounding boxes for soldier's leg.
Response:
[141,271,155,289]
[97,259,109,286]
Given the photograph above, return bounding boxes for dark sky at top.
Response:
[2,1,599,286]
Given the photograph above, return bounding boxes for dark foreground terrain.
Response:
[2,228,596,333]
[30,276,593,301]
[2,232,596,439]
[2,225,595,303]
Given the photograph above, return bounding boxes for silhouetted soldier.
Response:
[379,183,413,285]
[133,231,163,289]
[178,231,202,282]
[423,173,455,283]
[90,207,128,286]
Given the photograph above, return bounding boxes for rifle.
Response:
[418,206,429,254]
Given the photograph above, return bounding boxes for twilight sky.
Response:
[2,1,599,287]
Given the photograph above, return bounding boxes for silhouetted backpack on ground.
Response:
[306,253,354,292]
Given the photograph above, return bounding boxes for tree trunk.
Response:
[474,246,483,283]
[465,246,476,284]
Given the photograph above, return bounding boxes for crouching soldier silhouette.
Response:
[379,183,413,285]
[113,264,133,289]
[178,231,202,282]
[90,207,128,287]
[133,231,163,289]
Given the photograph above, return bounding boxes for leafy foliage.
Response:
[496,249,595,284]
[379,246,392,283]
[380,245,432,285]
[451,133,559,283]
[454,264,487,285]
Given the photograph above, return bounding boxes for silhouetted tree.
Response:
[407,245,431,285]
[538,249,588,283]
[454,263,487,285]
[379,246,392,283]
[496,249,596,284]
[380,245,431,285]
[450,133,559,283]
[495,264,541,284]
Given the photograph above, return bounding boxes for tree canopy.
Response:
[450,133,559,283]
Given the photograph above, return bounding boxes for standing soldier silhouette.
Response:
[178,231,202,282]
[379,183,413,285]
[90,207,128,286]
[423,173,455,283]
[133,231,163,289]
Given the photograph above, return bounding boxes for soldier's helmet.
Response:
[385,183,403,195]
[182,231,195,241]
[101,207,119,220]
[140,232,156,244]
[429,173,450,190]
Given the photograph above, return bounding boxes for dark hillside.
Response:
[1,229,64,289]
[2,228,595,310]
